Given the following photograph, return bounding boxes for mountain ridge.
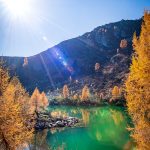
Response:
[1,18,142,95]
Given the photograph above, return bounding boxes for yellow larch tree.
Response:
[7,77,34,120]
[63,85,69,99]
[40,91,49,109]
[125,11,150,150]
[0,60,10,96]
[81,85,90,101]
[111,86,121,99]
[0,84,33,150]
[30,87,42,112]
[31,88,49,112]
[0,65,33,150]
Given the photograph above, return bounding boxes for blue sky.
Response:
[0,0,149,56]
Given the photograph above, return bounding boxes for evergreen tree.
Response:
[125,11,150,150]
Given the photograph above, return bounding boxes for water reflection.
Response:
[34,106,134,150]
[32,130,49,150]
[111,109,124,125]
[81,110,90,126]
[51,110,68,119]
[88,107,130,149]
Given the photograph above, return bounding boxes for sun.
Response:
[1,0,31,19]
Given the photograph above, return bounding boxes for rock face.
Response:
[1,19,142,93]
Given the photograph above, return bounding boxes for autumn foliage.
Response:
[31,88,49,112]
[125,11,150,149]
[81,85,90,101]
[111,86,122,100]
[0,62,34,150]
[41,92,49,108]
[63,85,69,99]
[0,60,10,96]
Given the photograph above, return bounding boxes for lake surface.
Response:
[35,106,134,150]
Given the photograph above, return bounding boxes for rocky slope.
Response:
[1,19,142,94]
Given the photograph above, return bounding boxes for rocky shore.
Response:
[35,113,79,130]
[49,99,107,106]
[49,98,125,107]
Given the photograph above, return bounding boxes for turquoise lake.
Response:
[35,106,135,150]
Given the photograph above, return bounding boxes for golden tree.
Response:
[0,72,33,149]
[81,85,90,101]
[125,11,150,150]
[30,87,42,112]
[111,86,121,99]
[7,77,34,118]
[40,92,49,109]
[0,96,33,150]
[31,88,49,112]
[63,85,69,99]
[0,60,10,96]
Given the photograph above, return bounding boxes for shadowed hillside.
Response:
[1,19,142,94]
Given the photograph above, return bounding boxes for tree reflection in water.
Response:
[81,110,90,126]
[32,106,134,150]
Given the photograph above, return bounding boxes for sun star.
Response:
[1,0,31,19]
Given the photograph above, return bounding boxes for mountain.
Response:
[1,19,142,95]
